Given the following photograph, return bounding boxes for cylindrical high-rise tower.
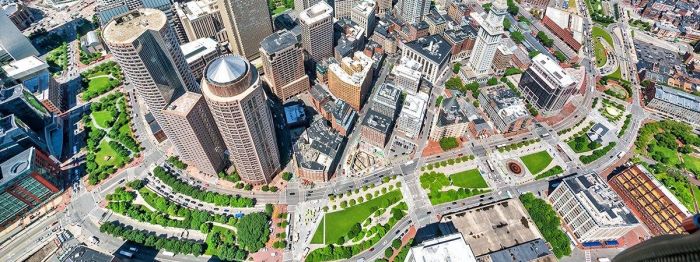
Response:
[103,9,199,138]
[201,55,280,184]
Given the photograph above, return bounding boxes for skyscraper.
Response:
[467,0,506,75]
[299,2,334,63]
[96,0,187,44]
[351,0,376,38]
[103,9,199,138]
[397,0,430,24]
[218,0,273,59]
[0,11,38,63]
[260,30,310,102]
[201,55,280,184]
[162,92,227,175]
[518,54,577,112]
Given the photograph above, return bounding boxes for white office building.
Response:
[467,0,506,75]
[351,0,376,37]
[401,35,451,84]
[392,57,422,94]
[549,173,639,244]
[396,92,428,138]
[406,233,477,262]
[299,2,334,63]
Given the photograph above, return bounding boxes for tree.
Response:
[507,0,519,15]
[464,81,480,98]
[236,212,270,252]
[554,51,567,62]
[392,239,402,249]
[385,247,394,258]
[511,31,525,44]
[487,77,498,86]
[439,137,459,151]
[347,223,362,239]
[282,172,293,181]
[445,77,463,90]
[452,62,462,73]
[503,18,511,31]
[528,50,541,58]
[536,31,553,47]
[265,203,274,216]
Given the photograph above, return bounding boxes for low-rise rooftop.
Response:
[403,35,452,65]
[362,109,392,133]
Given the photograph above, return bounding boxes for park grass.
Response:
[272,6,289,15]
[608,66,622,80]
[520,151,553,175]
[450,169,487,188]
[593,40,607,67]
[92,110,114,129]
[88,77,112,91]
[683,155,700,175]
[592,26,613,45]
[118,124,132,136]
[652,146,679,166]
[205,226,236,255]
[592,26,612,68]
[310,190,402,244]
[95,140,122,167]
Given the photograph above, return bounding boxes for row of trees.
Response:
[580,142,617,164]
[519,193,571,258]
[152,166,255,207]
[99,222,205,256]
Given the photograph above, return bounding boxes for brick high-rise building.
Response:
[201,55,281,184]
[299,2,334,63]
[162,92,227,175]
[103,9,199,140]
[260,30,310,102]
[218,0,273,59]
[327,51,374,110]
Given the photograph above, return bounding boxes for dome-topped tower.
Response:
[201,55,280,184]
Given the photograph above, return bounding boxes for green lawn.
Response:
[592,26,612,68]
[92,110,114,129]
[450,169,487,188]
[95,140,122,167]
[652,146,679,166]
[593,40,607,67]
[311,190,402,244]
[118,124,132,136]
[88,77,112,91]
[520,151,553,175]
[608,66,622,80]
[683,155,700,175]
[592,26,613,45]
[272,6,289,15]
